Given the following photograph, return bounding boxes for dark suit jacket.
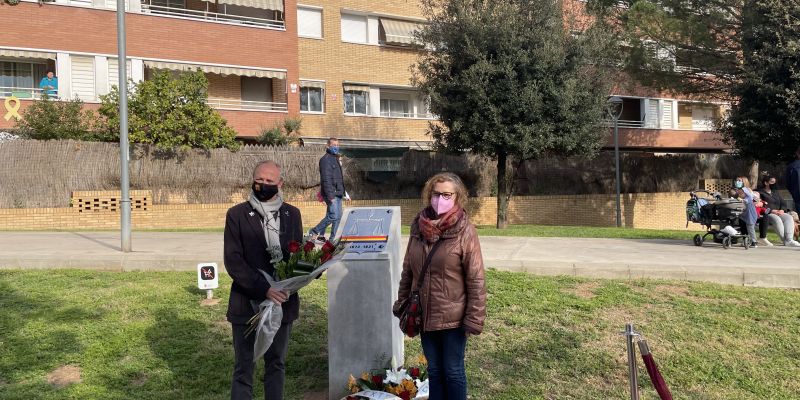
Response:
[224,201,303,324]
[319,152,345,200]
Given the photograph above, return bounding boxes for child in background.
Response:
[734,176,758,248]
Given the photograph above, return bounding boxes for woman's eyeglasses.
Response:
[432,191,455,200]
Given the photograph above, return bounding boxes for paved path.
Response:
[1,232,798,288]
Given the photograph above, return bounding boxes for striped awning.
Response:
[202,0,283,12]
[380,18,423,45]
[300,80,325,89]
[144,60,286,79]
[343,84,370,92]
[0,48,56,59]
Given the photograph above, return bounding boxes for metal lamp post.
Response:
[607,96,624,228]
[117,0,131,252]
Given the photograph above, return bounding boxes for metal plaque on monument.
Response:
[327,206,403,400]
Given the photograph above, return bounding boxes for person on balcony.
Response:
[308,138,347,242]
[38,70,58,98]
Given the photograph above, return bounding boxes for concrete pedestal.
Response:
[327,207,403,400]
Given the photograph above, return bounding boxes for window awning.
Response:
[201,0,283,12]
[380,18,423,45]
[343,84,370,92]
[300,80,325,89]
[144,60,286,79]
[0,49,56,59]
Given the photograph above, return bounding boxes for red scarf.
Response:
[418,206,462,243]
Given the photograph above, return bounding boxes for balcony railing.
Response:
[378,111,435,119]
[141,1,285,29]
[207,98,288,112]
[604,118,644,128]
[0,87,50,100]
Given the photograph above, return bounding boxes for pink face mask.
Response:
[431,195,455,215]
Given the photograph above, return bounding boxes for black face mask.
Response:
[252,181,279,201]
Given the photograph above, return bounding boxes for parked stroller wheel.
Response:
[722,236,732,249]
[693,234,703,247]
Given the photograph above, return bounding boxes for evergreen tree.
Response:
[415,0,617,227]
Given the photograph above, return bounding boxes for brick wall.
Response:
[295,0,430,142]
[207,74,242,100]
[0,192,704,231]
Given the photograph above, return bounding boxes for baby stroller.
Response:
[686,190,751,249]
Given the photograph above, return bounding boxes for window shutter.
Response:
[71,56,96,101]
[107,58,132,91]
[644,99,659,128]
[298,8,322,38]
[341,14,367,43]
[661,101,674,129]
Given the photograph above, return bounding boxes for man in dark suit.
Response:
[224,160,303,400]
[308,137,346,242]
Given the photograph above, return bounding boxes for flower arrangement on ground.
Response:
[346,355,429,400]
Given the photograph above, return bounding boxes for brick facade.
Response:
[295,0,432,142]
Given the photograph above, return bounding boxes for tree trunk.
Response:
[496,153,509,229]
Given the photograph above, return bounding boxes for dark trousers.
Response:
[420,328,468,400]
[231,322,293,400]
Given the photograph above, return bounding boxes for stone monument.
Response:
[327,206,404,400]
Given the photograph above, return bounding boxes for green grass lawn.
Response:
[1,270,798,400]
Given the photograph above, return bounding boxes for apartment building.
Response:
[0,0,300,135]
[0,0,728,153]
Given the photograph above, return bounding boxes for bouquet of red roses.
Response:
[245,239,344,359]
[275,239,339,280]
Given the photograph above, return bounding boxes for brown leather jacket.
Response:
[393,210,487,334]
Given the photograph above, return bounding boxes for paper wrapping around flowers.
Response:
[251,255,342,360]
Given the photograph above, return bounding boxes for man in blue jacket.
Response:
[787,147,800,212]
[309,138,346,241]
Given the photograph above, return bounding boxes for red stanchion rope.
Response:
[639,341,673,400]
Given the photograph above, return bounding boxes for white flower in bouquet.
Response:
[383,369,412,386]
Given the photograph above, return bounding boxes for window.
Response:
[300,86,324,112]
[378,18,423,46]
[150,0,186,8]
[380,99,409,117]
[344,90,368,114]
[341,13,368,43]
[298,7,322,38]
[71,56,96,101]
[1,61,49,98]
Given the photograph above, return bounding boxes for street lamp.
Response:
[607,96,624,228]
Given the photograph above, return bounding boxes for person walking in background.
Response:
[393,172,487,400]
[308,138,345,242]
[786,147,800,212]
[224,160,303,400]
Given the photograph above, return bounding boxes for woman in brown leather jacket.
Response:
[393,172,487,400]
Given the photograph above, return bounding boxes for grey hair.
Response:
[252,160,283,179]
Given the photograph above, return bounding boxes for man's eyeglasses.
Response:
[432,191,455,200]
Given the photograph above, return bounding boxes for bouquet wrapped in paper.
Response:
[246,239,343,360]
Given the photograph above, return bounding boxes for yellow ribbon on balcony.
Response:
[3,96,21,121]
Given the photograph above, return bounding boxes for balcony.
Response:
[206,98,287,112]
[377,110,434,119]
[140,0,285,29]
[0,87,51,100]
